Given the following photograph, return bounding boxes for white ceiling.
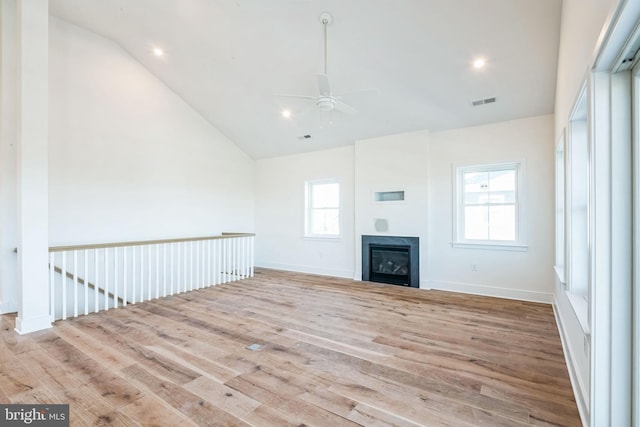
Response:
[49,0,562,159]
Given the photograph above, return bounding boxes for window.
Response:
[566,88,588,302]
[453,162,525,249]
[305,179,340,237]
[555,132,566,283]
[564,86,589,330]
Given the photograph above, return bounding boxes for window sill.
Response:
[565,290,590,335]
[451,241,528,252]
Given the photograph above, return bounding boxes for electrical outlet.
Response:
[471,264,477,272]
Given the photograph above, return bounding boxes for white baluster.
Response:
[250,236,255,277]
[177,243,182,293]
[104,248,109,311]
[201,240,205,288]
[163,243,167,297]
[195,240,200,289]
[238,237,243,279]
[231,238,236,281]
[61,251,67,320]
[94,249,99,313]
[49,252,55,320]
[73,250,78,318]
[131,246,137,304]
[227,239,232,283]
[237,238,242,279]
[189,242,193,291]
[170,243,174,295]
[213,239,218,286]
[207,239,212,286]
[140,246,145,302]
[114,247,119,309]
[246,236,251,278]
[239,237,243,279]
[148,245,152,301]
[222,239,227,283]
[221,239,225,283]
[155,244,160,299]
[202,240,206,287]
[228,238,232,283]
[240,237,246,279]
[84,250,89,315]
[233,238,237,281]
[123,246,128,307]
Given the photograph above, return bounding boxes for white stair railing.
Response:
[48,233,255,321]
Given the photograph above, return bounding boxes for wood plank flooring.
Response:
[0,268,581,426]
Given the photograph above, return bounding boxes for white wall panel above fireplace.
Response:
[354,130,430,288]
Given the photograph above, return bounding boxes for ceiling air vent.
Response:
[472,97,497,107]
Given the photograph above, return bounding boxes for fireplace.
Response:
[362,235,419,288]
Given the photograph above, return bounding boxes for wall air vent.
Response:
[472,97,497,107]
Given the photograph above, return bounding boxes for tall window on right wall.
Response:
[453,161,526,250]
[566,88,589,309]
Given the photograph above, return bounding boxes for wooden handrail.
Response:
[48,233,255,253]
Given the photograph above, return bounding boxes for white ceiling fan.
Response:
[276,12,360,118]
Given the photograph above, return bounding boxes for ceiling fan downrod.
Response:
[319,12,333,75]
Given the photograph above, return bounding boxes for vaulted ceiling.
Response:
[49,0,562,159]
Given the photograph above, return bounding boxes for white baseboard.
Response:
[428,280,553,304]
[552,298,590,427]
[256,262,355,280]
[15,314,53,334]
[419,280,431,290]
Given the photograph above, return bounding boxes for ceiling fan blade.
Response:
[273,94,316,100]
[317,74,331,96]
[333,99,358,114]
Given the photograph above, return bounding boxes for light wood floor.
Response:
[1,269,581,426]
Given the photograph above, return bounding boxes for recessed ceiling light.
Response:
[473,58,486,69]
[153,47,164,57]
[281,109,292,118]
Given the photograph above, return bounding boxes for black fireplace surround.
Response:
[362,235,419,288]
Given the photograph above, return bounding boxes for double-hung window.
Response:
[305,179,340,237]
[453,162,525,249]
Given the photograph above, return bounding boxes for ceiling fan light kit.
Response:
[316,96,336,112]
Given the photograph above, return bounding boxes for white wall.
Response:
[48,18,254,246]
[354,131,429,286]
[0,0,19,314]
[428,115,555,303]
[254,146,355,278]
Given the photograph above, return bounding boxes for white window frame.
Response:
[304,178,341,238]
[565,85,590,330]
[452,161,527,251]
[555,130,567,285]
